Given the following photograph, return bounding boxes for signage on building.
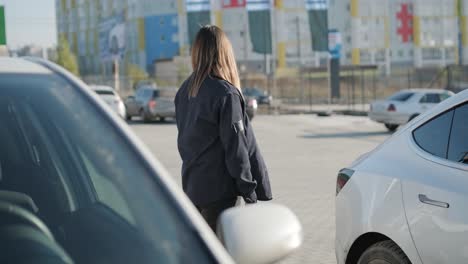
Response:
[328,29,342,59]
[223,0,246,8]
[0,6,6,45]
[99,13,126,61]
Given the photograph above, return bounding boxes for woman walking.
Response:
[175,25,272,231]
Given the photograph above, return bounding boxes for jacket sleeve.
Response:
[245,116,273,201]
[219,93,257,203]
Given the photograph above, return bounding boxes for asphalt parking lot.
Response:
[130,114,391,264]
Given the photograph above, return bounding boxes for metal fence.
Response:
[240,64,467,113]
[80,64,467,113]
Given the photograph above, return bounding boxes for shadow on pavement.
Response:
[299,130,392,139]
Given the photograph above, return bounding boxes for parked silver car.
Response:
[125,86,176,122]
[0,57,302,264]
[369,89,453,132]
[89,85,126,118]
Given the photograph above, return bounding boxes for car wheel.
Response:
[159,117,166,122]
[384,124,398,132]
[126,113,132,121]
[358,240,410,264]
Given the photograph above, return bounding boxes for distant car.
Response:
[0,57,302,264]
[243,87,272,105]
[245,96,258,120]
[89,85,126,118]
[369,89,454,131]
[336,89,468,264]
[125,86,176,122]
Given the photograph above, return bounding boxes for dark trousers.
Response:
[196,197,238,232]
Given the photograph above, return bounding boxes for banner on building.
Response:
[223,0,246,8]
[0,6,5,45]
[186,0,211,46]
[99,13,126,61]
[306,0,328,51]
[328,29,342,59]
[246,0,272,54]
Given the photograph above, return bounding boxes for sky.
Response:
[0,0,57,49]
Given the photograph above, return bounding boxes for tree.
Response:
[56,36,79,76]
[126,63,149,89]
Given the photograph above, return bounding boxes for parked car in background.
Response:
[243,87,272,105]
[89,85,126,118]
[245,96,258,120]
[336,89,468,264]
[0,57,302,264]
[369,89,453,131]
[125,85,176,122]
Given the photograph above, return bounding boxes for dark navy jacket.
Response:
[175,76,272,207]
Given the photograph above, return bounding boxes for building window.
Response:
[398,50,404,58]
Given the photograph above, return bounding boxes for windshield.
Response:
[387,92,415,102]
[0,73,215,264]
[243,88,264,97]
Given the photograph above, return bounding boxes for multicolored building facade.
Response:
[56,0,468,77]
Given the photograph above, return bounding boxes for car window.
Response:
[95,90,115,95]
[413,110,454,159]
[0,73,216,264]
[253,89,264,96]
[420,93,442,104]
[447,103,468,164]
[136,89,144,99]
[387,92,414,102]
[77,148,136,224]
[440,92,452,101]
[144,89,153,98]
[153,90,160,98]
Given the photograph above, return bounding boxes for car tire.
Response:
[126,113,132,121]
[384,123,398,132]
[159,117,166,122]
[358,240,410,264]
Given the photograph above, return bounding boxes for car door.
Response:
[155,89,176,114]
[127,89,143,115]
[402,102,468,264]
[0,72,222,264]
[135,88,147,112]
[125,95,137,115]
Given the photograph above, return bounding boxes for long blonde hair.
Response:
[189,25,241,97]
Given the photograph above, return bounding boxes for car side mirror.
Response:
[218,203,302,264]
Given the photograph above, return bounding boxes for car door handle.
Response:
[418,194,450,208]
